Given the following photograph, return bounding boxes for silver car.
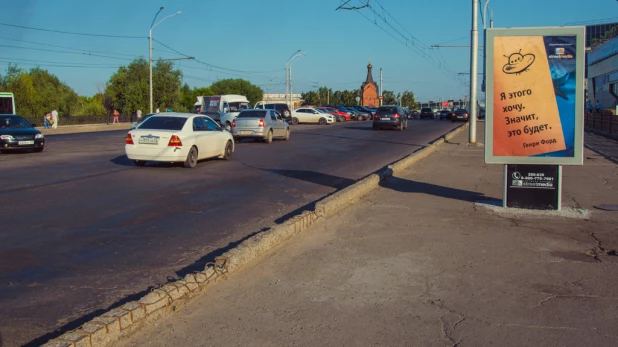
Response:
[231,109,290,143]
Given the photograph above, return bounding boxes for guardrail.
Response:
[584,111,618,135]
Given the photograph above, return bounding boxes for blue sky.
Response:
[0,0,614,102]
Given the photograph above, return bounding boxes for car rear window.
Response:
[377,107,398,113]
[238,110,267,118]
[138,116,187,130]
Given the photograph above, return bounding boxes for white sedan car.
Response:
[125,113,234,168]
[290,107,336,125]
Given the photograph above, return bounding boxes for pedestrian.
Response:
[137,108,142,121]
[43,112,50,129]
[586,100,593,113]
[596,100,601,113]
[51,108,58,129]
[113,109,120,123]
[156,108,160,114]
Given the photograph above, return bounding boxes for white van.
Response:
[199,95,252,132]
[0,92,16,114]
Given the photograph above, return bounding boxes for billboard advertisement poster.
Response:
[485,27,585,165]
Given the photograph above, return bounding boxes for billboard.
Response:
[485,27,585,165]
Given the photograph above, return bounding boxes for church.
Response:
[360,61,379,107]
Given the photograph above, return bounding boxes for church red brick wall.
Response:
[361,63,379,107]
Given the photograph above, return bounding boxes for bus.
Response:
[0,92,15,114]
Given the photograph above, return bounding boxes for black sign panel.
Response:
[505,164,560,210]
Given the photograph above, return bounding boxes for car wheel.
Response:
[283,110,290,117]
[234,137,240,143]
[134,160,146,167]
[225,122,232,132]
[223,141,232,160]
[318,117,327,125]
[372,125,378,130]
[265,130,273,143]
[284,128,290,141]
[184,146,198,168]
[291,117,299,125]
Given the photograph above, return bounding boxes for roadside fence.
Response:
[23,114,135,126]
[584,111,618,136]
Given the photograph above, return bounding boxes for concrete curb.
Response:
[41,122,469,347]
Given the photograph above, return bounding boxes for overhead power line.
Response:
[0,22,145,39]
[337,0,461,83]
[0,36,143,58]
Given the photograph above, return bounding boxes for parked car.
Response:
[409,110,420,118]
[125,113,234,168]
[452,109,470,122]
[130,113,156,129]
[419,108,434,119]
[349,105,373,119]
[438,109,452,120]
[0,114,44,153]
[231,109,290,143]
[366,107,378,114]
[254,102,292,120]
[327,105,354,120]
[290,107,336,125]
[372,105,408,131]
[317,107,348,122]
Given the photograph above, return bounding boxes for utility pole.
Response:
[469,0,479,144]
[327,90,330,105]
[380,68,382,106]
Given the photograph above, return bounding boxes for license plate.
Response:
[457,116,464,118]
[381,118,390,120]
[240,131,252,135]
[18,140,34,145]
[139,136,159,144]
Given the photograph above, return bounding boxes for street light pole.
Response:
[286,50,306,110]
[469,0,479,144]
[149,7,181,113]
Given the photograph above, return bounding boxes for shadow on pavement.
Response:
[584,132,618,165]
[380,176,499,203]
[24,228,267,347]
[110,155,135,167]
[296,131,428,147]
[266,169,356,190]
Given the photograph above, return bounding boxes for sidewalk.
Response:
[116,125,618,347]
[40,122,130,136]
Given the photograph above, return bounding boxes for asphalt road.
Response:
[0,118,459,346]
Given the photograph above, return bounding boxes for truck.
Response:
[191,96,204,114]
[198,95,252,132]
[0,92,16,114]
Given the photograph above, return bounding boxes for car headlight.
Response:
[35,134,44,139]
[0,135,15,141]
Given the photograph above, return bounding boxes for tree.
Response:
[180,85,215,111]
[331,89,360,105]
[400,90,416,109]
[105,58,183,115]
[301,91,320,106]
[0,64,77,117]
[209,79,263,105]
[382,90,397,105]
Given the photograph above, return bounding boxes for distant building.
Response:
[360,62,379,107]
[262,93,303,108]
[586,22,618,110]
